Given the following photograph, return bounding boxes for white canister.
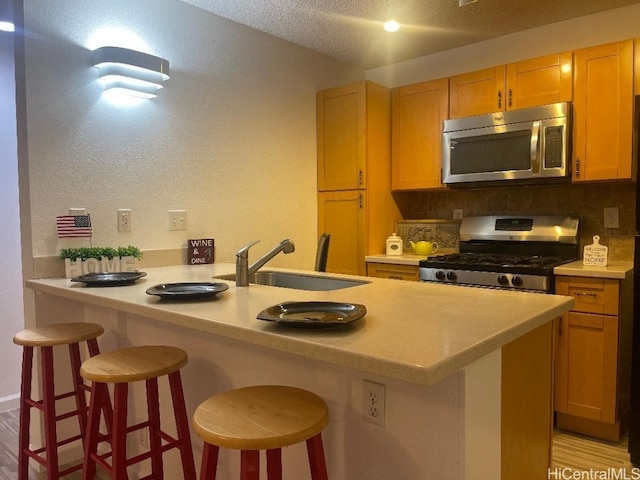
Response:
[386,233,403,256]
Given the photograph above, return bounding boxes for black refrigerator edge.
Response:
[629,95,640,464]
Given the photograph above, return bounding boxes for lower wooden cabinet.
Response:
[554,275,632,441]
[366,262,419,281]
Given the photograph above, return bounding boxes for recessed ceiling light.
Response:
[384,19,400,32]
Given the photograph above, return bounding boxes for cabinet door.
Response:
[505,52,572,110]
[554,312,619,424]
[318,190,365,275]
[317,83,366,191]
[391,79,448,191]
[573,40,634,181]
[449,66,505,118]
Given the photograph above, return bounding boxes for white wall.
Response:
[22,0,363,269]
[0,25,24,410]
[367,3,640,87]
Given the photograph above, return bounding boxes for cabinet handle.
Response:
[389,275,403,280]
[559,318,563,335]
[575,158,580,178]
[574,291,598,298]
[359,194,363,209]
[508,88,512,108]
[358,169,363,186]
[497,90,502,109]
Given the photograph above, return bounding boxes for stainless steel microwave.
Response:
[442,102,570,186]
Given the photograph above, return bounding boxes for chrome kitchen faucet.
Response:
[235,239,295,287]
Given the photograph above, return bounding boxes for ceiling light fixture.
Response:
[0,1,15,32]
[92,46,170,99]
[383,0,400,32]
[458,0,478,6]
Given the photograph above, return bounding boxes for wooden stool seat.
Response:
[80,345,188,383]
[13,322,108,480]
[81,345,196,479]
[13,322,104,347]
[192,385,329,480]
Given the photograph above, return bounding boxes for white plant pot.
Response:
[64,256,139,278]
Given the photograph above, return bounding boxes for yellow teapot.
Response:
[410,240,439,256]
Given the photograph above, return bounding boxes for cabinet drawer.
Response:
[555,276,619,316]
[366,263,419,281]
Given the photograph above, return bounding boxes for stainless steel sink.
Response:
[214,270,369,291]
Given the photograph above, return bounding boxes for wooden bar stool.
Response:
[192,385,329,480]
[13,322,109,480]
[80,345,196,480]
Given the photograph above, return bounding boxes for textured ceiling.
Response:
[179,0,640,69]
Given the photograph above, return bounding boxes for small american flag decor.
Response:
[56,215,92,238]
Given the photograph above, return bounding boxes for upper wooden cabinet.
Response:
[316,81,401,275]
[572,40,634,182]
[391,78,449,191]
[317,81,389,191]
[449,52,573,118]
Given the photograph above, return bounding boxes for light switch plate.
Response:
[168,210,187,231]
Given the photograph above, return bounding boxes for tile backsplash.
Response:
[395,220,461,252]
[394,182,636,261]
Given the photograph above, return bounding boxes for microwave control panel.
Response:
[544,126,564,168]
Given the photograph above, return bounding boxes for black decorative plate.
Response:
[257,301,366,328]
[71,271,147,286]
[145,282,229,300]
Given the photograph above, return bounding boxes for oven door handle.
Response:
[530,120,540,174]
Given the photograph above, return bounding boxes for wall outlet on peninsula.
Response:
[363,380,385,427]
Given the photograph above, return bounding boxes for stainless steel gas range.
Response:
[419,215,580,293]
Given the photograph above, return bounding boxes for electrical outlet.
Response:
[604,207,619,229]
[168,209,187,231]
[363,380,385,427]
[117,209,131,232]
[453,209,464,220]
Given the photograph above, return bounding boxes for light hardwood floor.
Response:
[0,409,636,479]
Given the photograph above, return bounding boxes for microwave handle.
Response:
[530,121,541,174]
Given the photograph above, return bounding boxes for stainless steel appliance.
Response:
[419,215,579,293]
[442,102,571,186]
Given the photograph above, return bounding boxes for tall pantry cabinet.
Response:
[317,81,400,275]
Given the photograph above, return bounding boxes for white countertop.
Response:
[554,260,634,279]
[26,264,573,386]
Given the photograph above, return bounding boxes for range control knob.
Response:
[511,276,523,287]
[446,271,457,281]
[497,275,509,286]
[435,270,446,281]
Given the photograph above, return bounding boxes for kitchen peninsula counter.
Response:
[26,264,572,386]
[25,264,574,480]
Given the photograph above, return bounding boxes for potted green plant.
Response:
[60,246,143,278]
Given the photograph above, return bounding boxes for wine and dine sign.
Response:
[188,238,215,265]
